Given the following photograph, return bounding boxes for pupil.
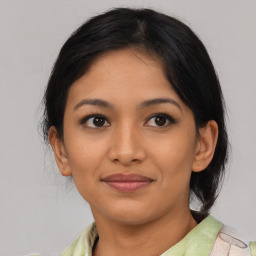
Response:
[93,117,105,127]
[155,117,166,126]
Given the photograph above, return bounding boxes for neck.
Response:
[92,208,197,256]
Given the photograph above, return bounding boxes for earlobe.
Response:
[192,120,218,172]
[48,126,72,177]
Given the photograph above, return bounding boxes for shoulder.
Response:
[59,217,256,256]
[210,224,256,256]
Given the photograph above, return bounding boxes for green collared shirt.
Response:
[61,215,223,256]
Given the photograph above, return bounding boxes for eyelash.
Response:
[80,114,110,128]
[145,113,176,127]
[80,113,176,128]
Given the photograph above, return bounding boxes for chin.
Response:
[110,213,154,226]
[103,203,159,226]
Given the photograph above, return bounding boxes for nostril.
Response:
[112,157,140,164]
[107,137,146,164]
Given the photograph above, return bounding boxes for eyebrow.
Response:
[138,98,182,111]
[73,97,182,111]
[74,99,114,110]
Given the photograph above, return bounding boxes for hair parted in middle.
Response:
[42,8,229,214]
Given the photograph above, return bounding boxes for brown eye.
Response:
[81,115,110,128]
[145,113,176,127]
[92,117,106,127]
[154,116,167,126]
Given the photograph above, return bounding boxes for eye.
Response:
[145,113,176,127]
[81,114,110,128]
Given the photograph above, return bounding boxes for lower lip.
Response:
[104,181,152,192]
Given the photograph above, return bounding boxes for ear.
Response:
[48,126,72,176]
[192,120,218,172]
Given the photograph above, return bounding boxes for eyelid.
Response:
[80,114,110,128]
[79,112,176,128]
[144,113,176,127]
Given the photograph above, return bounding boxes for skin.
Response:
[49,48,218,256]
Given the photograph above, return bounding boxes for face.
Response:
[54,48,203,225]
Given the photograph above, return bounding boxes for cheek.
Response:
[65,131,106,168]
[64,136,107,193]
[149,129,197,192]
[66,143,103,204]
[152,131,196,167]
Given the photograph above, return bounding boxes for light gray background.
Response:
[0,0,255,255]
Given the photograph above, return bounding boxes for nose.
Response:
[107,123,146,165]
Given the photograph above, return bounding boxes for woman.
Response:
[42,8,255,256]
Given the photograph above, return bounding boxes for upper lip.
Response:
[102,173,154,182]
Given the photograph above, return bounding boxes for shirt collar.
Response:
[160,215,223,256]
[61,215,222,256]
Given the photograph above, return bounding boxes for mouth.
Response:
[101,173,154,192]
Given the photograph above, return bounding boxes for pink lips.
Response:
[102,173,153,192]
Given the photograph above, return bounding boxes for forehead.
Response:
[66,48,183,108]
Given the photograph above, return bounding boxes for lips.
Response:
[102,173,154,192]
